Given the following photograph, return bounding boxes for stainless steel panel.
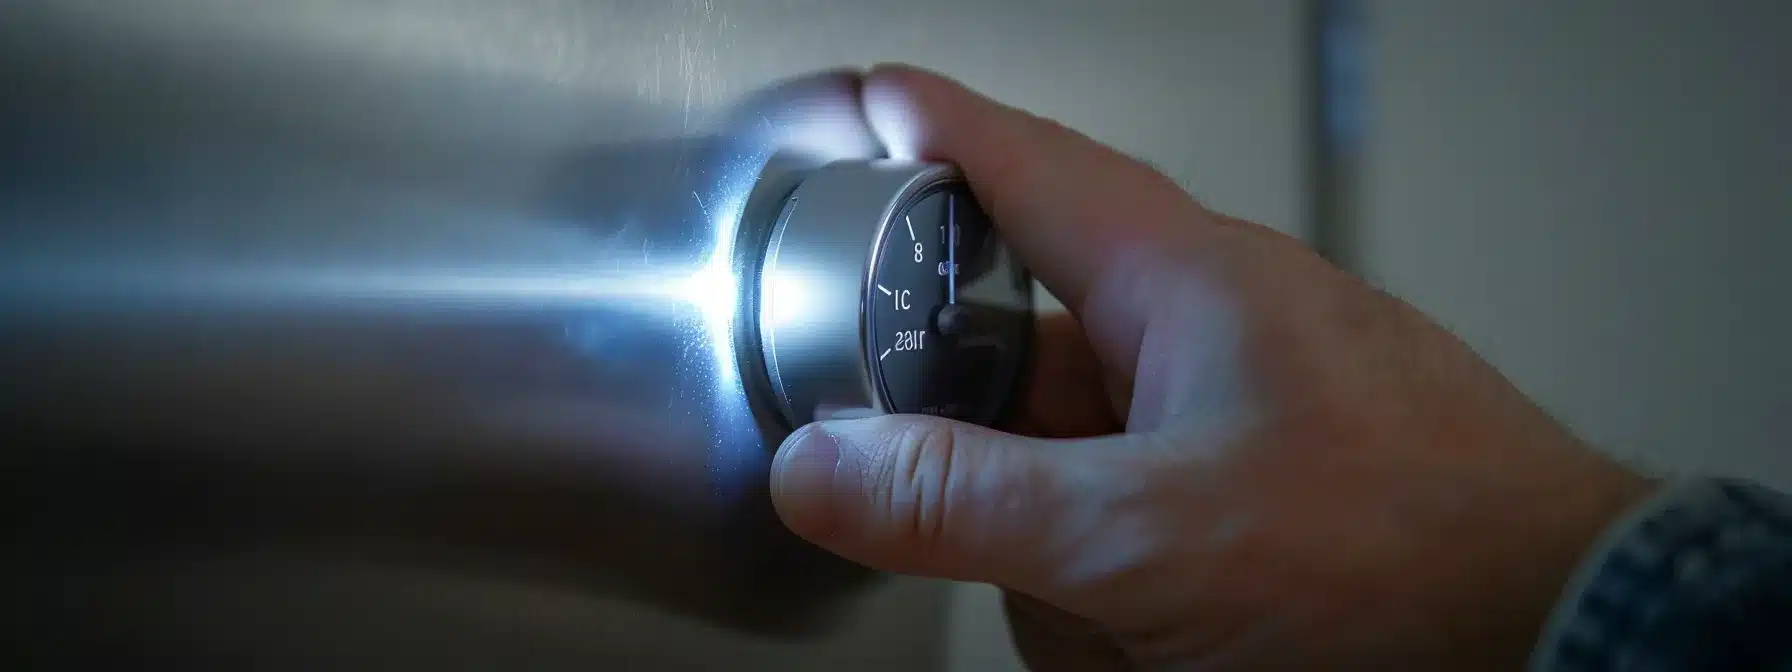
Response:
[0,1,1304,668]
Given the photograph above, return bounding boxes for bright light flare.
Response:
[676,259,738,333]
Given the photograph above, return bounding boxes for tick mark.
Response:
[905,215,915,241]
[878,284,892,295]
[880,348,892,361]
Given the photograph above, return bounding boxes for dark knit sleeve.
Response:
[1531,478,1792,672]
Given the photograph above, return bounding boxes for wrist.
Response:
[1430,451,1656,671]
[1504,460,1656,668]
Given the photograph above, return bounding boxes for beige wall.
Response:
[1360,0,1792,487]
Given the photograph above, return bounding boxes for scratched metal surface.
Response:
[0,1,1302,668]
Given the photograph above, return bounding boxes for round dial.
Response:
[867,183,1031,425]
[748,160,1032,431]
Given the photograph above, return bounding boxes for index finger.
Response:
[861,64,1208,372]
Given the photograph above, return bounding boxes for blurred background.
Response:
[2,0,1787,669]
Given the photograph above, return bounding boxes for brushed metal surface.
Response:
[0,1,1304,668]
[0,0,893,662]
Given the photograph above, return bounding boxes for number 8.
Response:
[914,242,923,263]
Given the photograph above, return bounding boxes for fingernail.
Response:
[771,424,844,536]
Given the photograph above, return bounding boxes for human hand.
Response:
[769,65,1654,670]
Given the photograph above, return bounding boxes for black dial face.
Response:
[867,182,1032,425]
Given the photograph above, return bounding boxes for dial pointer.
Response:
[947,192,957,305]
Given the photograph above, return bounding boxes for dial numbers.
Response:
[868,183,1029,424]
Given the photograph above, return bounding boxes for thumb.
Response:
[771,414,1124,592]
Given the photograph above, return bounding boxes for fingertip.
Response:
[862,66,928,160]
[865,62,931,84]
[770,423,844,540]
[863,63,1003,161]
[865,62,956,98]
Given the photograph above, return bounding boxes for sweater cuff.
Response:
[1530,477,1792,672]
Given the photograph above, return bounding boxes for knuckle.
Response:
[874,420,962,550]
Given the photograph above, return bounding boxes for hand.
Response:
[769,65,1654,670]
